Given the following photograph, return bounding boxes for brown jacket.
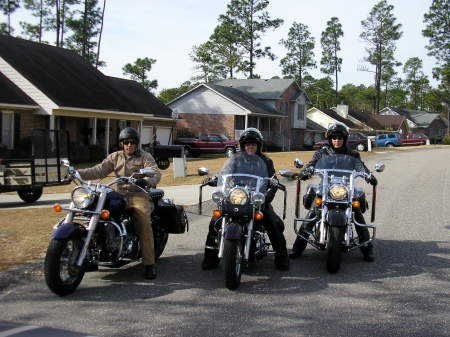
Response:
[78,150,161,193]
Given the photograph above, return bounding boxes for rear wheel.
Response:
[326,227,345,274]
[17,187,43,203]
[223,239,242,290]
[386,143,395,148]
[356,143,366,152]
[225,147,236,158]
[44,237,85,296]
[154,231,168,260]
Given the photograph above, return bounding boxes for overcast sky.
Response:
[9,0,436,93]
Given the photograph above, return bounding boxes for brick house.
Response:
[169,79,310,151]
[0,35,175,161]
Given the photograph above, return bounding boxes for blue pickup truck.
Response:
[375,133,403,147]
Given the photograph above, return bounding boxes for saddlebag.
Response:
[156,200,188,234]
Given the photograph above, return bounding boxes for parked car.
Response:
[313,132,373,152]
[400,133,428,146]
[174,133,239,157]
[375,133,403,147]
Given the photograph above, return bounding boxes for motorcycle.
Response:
[199,152,287,290]
[279,154,384,273]
[44,160,188,296]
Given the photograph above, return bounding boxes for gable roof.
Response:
[213,78,305,101]
[348,110,383,129]
[0,35,171,118]
[315,107,358,128]
[385,107,440,127]
[306,119,327,131]
[371,115,406,129]
[0,71,37,107]
[207,84,284,117]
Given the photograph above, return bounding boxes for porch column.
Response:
[244,114,248,129]
[49,115,55,129]
[105,118,110,156]
[257,117,260,129]
[139,120,143,148]
[92,118,97,145]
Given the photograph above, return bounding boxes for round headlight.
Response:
[212,190,225,203]
[329,185,348,200]
[71,187,94,209]
[229,188,248,205]
[251,192,265,206]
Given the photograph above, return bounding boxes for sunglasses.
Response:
[331,135,344,140]
[122,140,137,145]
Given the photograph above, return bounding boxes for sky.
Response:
[8,0,437,93]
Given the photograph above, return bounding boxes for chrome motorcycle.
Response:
[44,160,188,296]
[199,152,286,290]
[280,154,384,273]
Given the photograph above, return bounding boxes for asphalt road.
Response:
[0,148,449,337]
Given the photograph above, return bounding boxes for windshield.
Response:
[315,154,364,172]
[218,134,229,141]
[217,152,268,194]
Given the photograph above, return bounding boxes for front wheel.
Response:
[17,187,43,203]
[44,238,85,296]
[386,143,395,148]
[223,239,242,290]
[326,227,345,274]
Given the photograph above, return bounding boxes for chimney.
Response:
[336,104,348,119]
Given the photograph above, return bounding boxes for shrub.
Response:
[441,135,450,145]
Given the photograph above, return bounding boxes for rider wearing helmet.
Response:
[78,127,161,279]
[290,123,377,262]
[201,128,290,271]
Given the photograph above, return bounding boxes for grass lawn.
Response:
[0,150,376,271]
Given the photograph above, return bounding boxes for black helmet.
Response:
[239,127,263,153]
[326,123,348,149]
[119,127,139,142]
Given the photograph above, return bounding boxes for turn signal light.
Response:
[213,210,222,217]
[254,211,264,221]
[352,200,360,208]
[314,197,322,206]
[100,210,110,220]
[53,204,62,212]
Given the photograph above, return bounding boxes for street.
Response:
[0,148,449,337]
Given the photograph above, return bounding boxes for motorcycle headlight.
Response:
[229,188,248,205]
[212,190,225,203]
[251,192,265,206]
[329,185,348,200]
[71,187,95,209]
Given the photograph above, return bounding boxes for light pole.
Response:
[442,102,450,136]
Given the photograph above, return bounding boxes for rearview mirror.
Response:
[61,159,70,167]
[294,158,304,169]
[198,167,209,176]
[278,169,295,178]
[139,168,157,177]
[374,162,385,172]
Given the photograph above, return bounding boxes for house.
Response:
[0,35,175,160]
[380,107,448,140]
[304,119,326,148]
[370,115,409,134]
[307,106,358,130]
[169,79,310,150]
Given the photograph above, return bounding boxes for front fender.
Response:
[223,222,241,240]
[326,208,347,227]
[52,222,87,240]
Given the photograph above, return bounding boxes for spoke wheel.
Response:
[223,239,242,290]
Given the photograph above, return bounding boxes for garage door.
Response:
[141,127,153,145]
[156,127,172,145]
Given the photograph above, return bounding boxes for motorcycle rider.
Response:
[289,123,378,262]
[201,128,290,271]
[77,127,161,279]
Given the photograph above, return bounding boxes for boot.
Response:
[289,235,308,259]
[361,244,374,262]
[274,252,290,270]
[201,249,220,270]
[145,264,157,279]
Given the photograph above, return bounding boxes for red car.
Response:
[400,133,428,146]
[313,132,373,152]
[175,133,239,157]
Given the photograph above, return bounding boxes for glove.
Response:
[203,176,217,186]
[367,174,378,187]
[269,177,279,187]
[135,178,149,189]
[298,170,311,181]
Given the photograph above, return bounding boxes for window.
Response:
[297,104,305,120]
[235,115,245,130]
[1,111,14,149]
[209,135,221,142]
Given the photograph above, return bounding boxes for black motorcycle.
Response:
[199,152,287,290]
[280,154,384,273]
[44,160,188,296]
